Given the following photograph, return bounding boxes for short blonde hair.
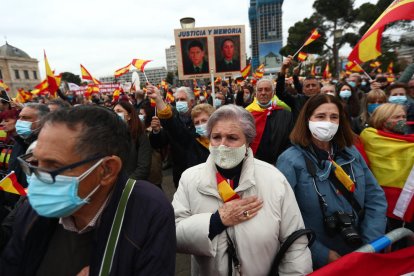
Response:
[369,103,406,129]
[191,103,215,120]
[366,89,387,103]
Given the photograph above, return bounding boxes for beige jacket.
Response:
[172,148,312,276]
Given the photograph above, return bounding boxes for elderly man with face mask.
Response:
[0,105,176,275]
[245,78,294,165]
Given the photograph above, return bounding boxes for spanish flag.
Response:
[80,64,101,85]
[193,87,200,98]
[322,63,331,79]
[360,127,414,222]
[0,171,26,196]
[216,172,240,202]
[166,90,175,103]
[112,89,120,103]
[254,64,265,79]
[387,61,394,74]
[345,60,363,72]
[310,64,316,76]
[131,59,151,72]
[214,76,222,84]
[114,63,131,78]
[348,0,414,64]
[16,88,32,103]
[0,80,10,92]
[44,51,59,97]
[31,78,49,95]
[370,61,381,68]
[240,63,251,79]
[303,29,321,46]
[297,52,308,62]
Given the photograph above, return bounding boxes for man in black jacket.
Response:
[0,106,176,275]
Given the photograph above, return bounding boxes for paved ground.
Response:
[161,168,191,276]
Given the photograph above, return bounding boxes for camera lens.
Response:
[341,227,363,247]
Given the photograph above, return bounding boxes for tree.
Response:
[165,71,174,85]
[61,72,81,85]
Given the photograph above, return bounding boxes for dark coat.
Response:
[126,132,152,181]
[149,112,209,187]
[183,61,209,75]
[0,172,176,276]
[215,58,240,72]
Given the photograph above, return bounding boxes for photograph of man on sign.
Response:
[181,38,209,75]
[215,36,241,73]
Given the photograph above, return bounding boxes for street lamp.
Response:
[180,17,195,29]
[333,29,343,78]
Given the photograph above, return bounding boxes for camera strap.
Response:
[226,230,242,276]
[303,155,364,220]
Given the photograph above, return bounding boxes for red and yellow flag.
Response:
[15,88,32,103]
[345,60,363,72]
[323,63,331,79]
[193,87,200,98]
[360,127,414,222]
[297,52,308,62]
[310,64,316,76]
[44,51,59,98]
[112,89,120,103]
[80,64,101,85]
[166,90,175,103]
[348,0,414,64]
[303,29,321,46]
[254,64,265,79]
[214,76,222,84]
[0,171,26,196]
[216,172,240,202]
[240,63,251,79]
[387,61,394,74]
[114,63,131,78]
[0,80,10,92]
[31,78,49,95]
[370,61,381,68]
[131,59,151,72]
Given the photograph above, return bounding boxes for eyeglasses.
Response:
[18,152,104,184]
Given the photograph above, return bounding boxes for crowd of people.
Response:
[0,59,412,275]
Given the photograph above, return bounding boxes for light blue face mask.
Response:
[195,123,208,137]
[361,81,367,86]
[340,90,352,99]
[348,81,356,88]
[138,114,145,122]
[367,103,382,114]
[27,159,104,218]
[116,112,125,121]
[256,99,272,108]
[213,98,222,108]
[388,95,407,105]
[16,120,33,139]
[176,101,189,113]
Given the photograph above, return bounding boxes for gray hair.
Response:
[24,103,50,119]
[174,86,195,101]
[256,78,275,92]
[206,104,256,144]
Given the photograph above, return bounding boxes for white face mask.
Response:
[209,144,247,169]
[308,121,339,142]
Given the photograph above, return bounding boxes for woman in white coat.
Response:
[172,104,312,276]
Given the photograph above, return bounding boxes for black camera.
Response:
[324,211,362,247]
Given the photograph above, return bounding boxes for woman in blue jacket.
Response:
[276,94,387,269]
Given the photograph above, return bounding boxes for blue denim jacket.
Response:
[276,145,387,269]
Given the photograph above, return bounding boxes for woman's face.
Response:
[210,119,247,147]
[114,105,130,121]
[368,96,386,104]
[383,107,406,131]
[1,117,17,133]
[389,88,406,97]
[309,103,340,124]
[193,111,209,126]
[340,85,351,92]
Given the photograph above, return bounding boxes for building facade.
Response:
[0,42,40,96]
[249,0,284,73]
[165,45,178,73]
[100,66,167,87]
[398,31,414,64]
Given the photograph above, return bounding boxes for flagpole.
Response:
[292,44,306,59]
[210,68,215,103]
[353,61,373,81]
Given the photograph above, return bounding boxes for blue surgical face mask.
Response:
[176,101,189,113]
[388,95,407,105]
[27,159,104,218]
[16,120,33,139]
[195,123,208,137]
[213,98,222,108]
[256,100,272,108]
[138,114,145,122]
[367,103,382,114]
[348,81,356,88]
[361,81,367,86]
[340,90,352,99]
[116,112,125,121]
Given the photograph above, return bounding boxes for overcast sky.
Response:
[2,0,376,79]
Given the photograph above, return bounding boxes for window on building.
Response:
[14,70,20,80]
[33,71,38,79]
[24,70,29,79]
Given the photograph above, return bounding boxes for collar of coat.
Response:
[197,148,256,200]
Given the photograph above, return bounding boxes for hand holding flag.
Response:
[293,29,321,58]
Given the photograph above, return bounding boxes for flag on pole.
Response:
[348,0,414,64]
[131,59,151,72]
[31,79,49,95]
[303,29,321,46]
[370,61,381,68]
[166,90,175,103]
[0,80,10,92]
[323,63,331,79]
[15,88,32,103]
[254,64,265,79]
[310,64,316,76]
[80,64,101,85]
[112,89,121,103]
[345,61,363,72]
[240,63,251,79]
[214,76,222,84]
[297,52,308,62]
[387,61,394,74]
[44,51,58,97]
[114,63,131,78]
[0,171,26,196]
